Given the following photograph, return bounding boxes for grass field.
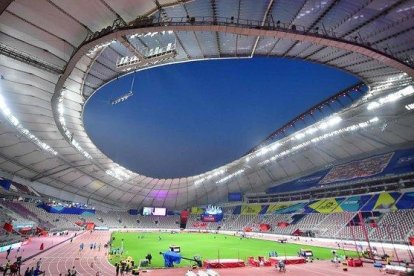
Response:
[109,232,358,267]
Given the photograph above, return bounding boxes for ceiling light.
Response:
[405,103,414,110]
[216,169,245,184]
[367,85,414,110]
[367,101,380,110]
[259,117,380,167]
[194,168,226,185]
[116,42,177,71]
[0,93,57,155]
[305,127,317,135]
[318,122,328,130]
[270,143,280,150]
[327,116,342,126]
[294,133,305,140]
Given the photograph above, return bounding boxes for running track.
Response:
[21,231,114,275]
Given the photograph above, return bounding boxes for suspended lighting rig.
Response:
[116,36,177,72]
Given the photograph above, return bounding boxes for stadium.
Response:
[0,0,414,275]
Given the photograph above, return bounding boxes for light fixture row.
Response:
[259,117,380,167]
[216,169,245,184]
[57,98,92,160]
[245,115,342,163]
[0,94,58,155]
[194,169,226,185]
[367,85,413,110]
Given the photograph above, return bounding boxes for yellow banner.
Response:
[311,199,342,213]
[241,205,261,214]
[190,207,204,214]
[374,193,397,210]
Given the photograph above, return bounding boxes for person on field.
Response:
[278,260,286,272]
[146,253,152,264]
[115,263,120,276]
[3,260,11,276]
[6,247,11,259]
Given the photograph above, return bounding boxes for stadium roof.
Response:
[0,0,413,209]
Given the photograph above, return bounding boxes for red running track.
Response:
[0,231,81,265]
[21,231,115,276]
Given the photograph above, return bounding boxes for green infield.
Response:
[109,232,358,268]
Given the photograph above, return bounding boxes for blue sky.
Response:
[84,57,359,179]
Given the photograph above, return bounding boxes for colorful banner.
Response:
[228,193,243,202]
[0,178,11,190]
[129,209,138,215]
[308,198,344,213]
[193,222,207,228]
[190,207,204,214]
[85,223,95,230]
[373,192,399,210]
[201,213,223,222]
[266,204,291,213]
[3,222,13,233]
[241,205,261,214]
[38,203,96,215]
[275,202,307,214]
[395,192,414,209]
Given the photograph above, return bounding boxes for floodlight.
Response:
[295,133,305,140]
[318,122,328,130]
[305,127,317,135]
[367,102,380,110]
[327,116,342,126]
[405,103,414,110]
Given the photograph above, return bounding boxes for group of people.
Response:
[61,266,77,276]
[1,246,47,276]
[22,266,44,276]
[20,258,44,276]
[79,242,101,252]
[2,247,23,276]
[2,259,21,276]
[114,260,135,276]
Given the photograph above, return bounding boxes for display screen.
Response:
[142,207,166,216]
[228,192,243,202]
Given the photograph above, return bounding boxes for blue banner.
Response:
[0,178,11,190]
[228,192,243,202]
[38,203,96,215]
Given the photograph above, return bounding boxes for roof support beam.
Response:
[300,0,375,60]
[211,0,221,56]
[0,0,13,16]
[119,36,145,59]
[0,44,62,75]
[250,0,275,57]
[342,0,408,38]
[282,0,340,57]
[30,166,74,182]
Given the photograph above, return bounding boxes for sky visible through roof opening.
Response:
[84,57,359,179]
